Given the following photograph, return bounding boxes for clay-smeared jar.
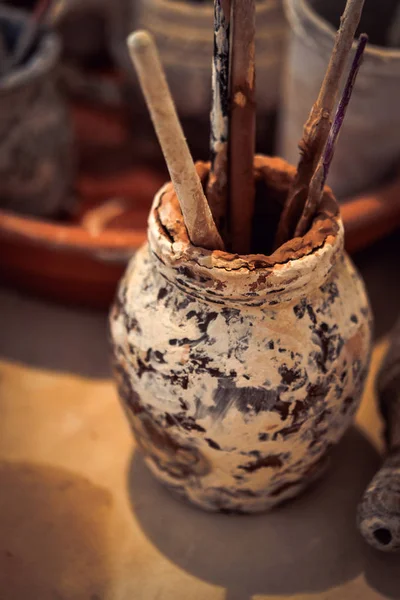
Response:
[0,6,74,216]
[110,156,373,513]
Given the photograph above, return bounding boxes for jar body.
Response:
[110,242,372,513]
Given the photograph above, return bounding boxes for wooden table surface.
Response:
[0,232,399,600]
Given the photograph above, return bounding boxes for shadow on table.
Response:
[0,288,111,378]
[128,427,399,600]
[364,547,400,600]
[0,461,115,600]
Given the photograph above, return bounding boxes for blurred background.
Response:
[0,1,400,599]
[0,0,399,308]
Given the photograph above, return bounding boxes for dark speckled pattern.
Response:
[110,175,372,513]
[110,241,372,513]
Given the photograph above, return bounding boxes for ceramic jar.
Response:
[110,0,287,160]
[110,156,372,513]
[0,6,74,217]
[279,0,400,200]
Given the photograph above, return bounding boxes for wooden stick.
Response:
[127,31,224,251]
[295,34,368,238]
[207,0,231,235]
[274,0,366,249]
[229,0,256,255]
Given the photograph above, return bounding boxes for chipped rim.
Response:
[147,156,344,306]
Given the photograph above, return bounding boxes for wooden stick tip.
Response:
[127,30,154,54]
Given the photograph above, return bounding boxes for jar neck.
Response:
[147,158,343,308]
[149,236,344,308]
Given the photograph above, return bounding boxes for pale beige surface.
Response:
[0,286,399,600]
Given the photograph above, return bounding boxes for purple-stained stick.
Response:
[207,0,231,234]
[317,33,368,191]
[294,34,368,238]
[274,0,366,250]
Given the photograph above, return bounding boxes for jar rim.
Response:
[147,156,343,306]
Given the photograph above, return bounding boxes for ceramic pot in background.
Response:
[110,155,372,513]
[3,0,111,67]
[109,0,287,162]
[357,315,400,553]
[0,6,74,217]
[279,0,400,200]
[55,0,111,67]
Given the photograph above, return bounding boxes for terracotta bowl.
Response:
[1,98,400,310]
[0,173,154,309]
[0,99,165,309]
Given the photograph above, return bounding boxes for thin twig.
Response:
[229,0,256,254]
[274,0,365,248]
[207,0,231,236]
[295,34,368,237]
[127,31,224,251]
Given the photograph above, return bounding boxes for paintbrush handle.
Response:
[127,30,224,251]
[294,34,368,238]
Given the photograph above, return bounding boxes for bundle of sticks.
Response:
[128,0,368,255]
